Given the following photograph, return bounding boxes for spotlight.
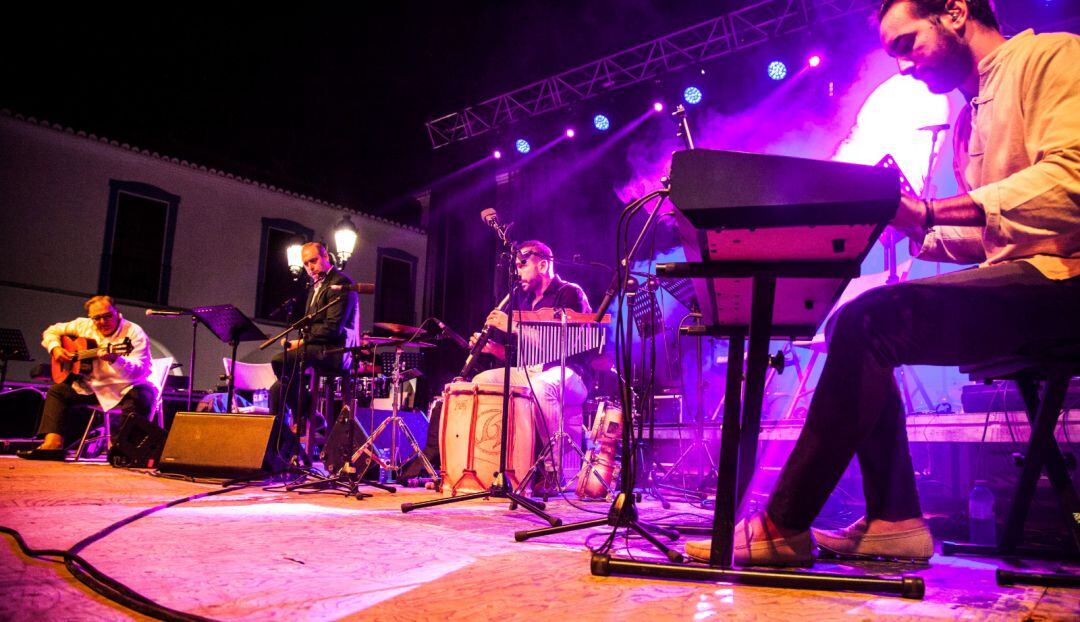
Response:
[767,60,788,81]
[593,114,611,131]
[515,139,531,154]
[683,86,703,105]
[808,54,822,68]
[653,101,664,113]
[565,128,576,139]
[493,149,502,159]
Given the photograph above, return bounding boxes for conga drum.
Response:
[439,381,537,496]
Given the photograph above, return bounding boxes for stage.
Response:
[1,458,1077,621]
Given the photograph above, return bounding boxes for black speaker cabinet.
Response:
[158,412,287,477]
[108,414,166,468]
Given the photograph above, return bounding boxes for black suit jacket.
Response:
[305,267,359,348]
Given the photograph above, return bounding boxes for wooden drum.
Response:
[439,381,537,496]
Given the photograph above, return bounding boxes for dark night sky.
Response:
[2,2,738,220]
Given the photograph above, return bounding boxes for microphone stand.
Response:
[401,225,561,527]
[514,190,680,555]
[518,110,692,552]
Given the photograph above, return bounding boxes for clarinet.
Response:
[457,293,510,380]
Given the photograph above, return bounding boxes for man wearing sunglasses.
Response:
[18,295,154,460]
[471,240,593,488]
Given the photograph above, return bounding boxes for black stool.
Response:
[942,342,1080,587]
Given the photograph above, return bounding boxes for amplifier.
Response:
[961,379,1080,413]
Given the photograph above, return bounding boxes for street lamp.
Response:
[286,239,304,277]
[333,213,359,269]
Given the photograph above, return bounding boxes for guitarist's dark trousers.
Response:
[37,382,155,439]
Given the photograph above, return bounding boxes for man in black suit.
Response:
[269,242,360,430]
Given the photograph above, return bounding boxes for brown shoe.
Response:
[813,517,933,563]
[686,513,814,567]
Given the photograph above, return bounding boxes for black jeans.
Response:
[37,381,156,439]
[269,345,343,423]
[767,262,1080,531]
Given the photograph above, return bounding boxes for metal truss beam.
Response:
[426,0,875,149]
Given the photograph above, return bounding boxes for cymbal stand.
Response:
[655,311,714,500]
[347,344,439,484]
[514,310,590,499]
[286,354,396,497]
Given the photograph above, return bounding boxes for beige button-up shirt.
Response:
[919,30,1080,280]
[42,316,153,411]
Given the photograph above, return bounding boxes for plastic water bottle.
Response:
[968,480,997,545]
[253,389,269,411]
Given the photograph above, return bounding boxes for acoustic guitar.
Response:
[51,335,133,383]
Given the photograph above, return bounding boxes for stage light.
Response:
[683,86,703,105]
[515,139,531,154]
[565,128,576,139]
[808,54,822,68]
[767,61,787,80]
[653,101,664,113]
[493,149,502,159]
[333,214,358,268]
[593,114,611,131]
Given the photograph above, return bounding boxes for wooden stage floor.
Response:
[1,457,1077,621]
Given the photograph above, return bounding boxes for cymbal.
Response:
[374,322,426,336]
[398,340,437,349]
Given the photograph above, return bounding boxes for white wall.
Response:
[0,113,427,390]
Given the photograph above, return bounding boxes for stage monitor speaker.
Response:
[108,414,166,468]
[158,412,285,477]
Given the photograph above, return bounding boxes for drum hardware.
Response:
[574,400,623,500]
[345,341,440,487]
[284,347,397,498]
[401,217,561,527]
[512,309,609,499]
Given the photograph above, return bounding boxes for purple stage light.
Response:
[515,139,531,154]
[683,86,702,105]
[493,149,502,159]
[652,102,664,113]
[767,61,787,80]
[565,128,576,139]
[593,114,610,131]
[808,54,822,68]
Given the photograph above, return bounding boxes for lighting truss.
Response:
[425,0,875,149]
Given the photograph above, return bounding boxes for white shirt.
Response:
[41,316,153,411]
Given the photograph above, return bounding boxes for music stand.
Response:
[0,328,32,393]
[592,149,924,598]
[191,305,267,413]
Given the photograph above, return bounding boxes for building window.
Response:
[375,248,418,325]
[256,218,313,323]
[99,181,180,305]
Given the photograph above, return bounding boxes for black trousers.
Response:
[767,262,1080,531]
[37,381,156,439]
[269,345,343,423]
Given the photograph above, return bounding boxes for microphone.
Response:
[329,282,376,295]
[145,309,187,317]
[480,208,500,228]
[917,123,950,132]
[480,208,511,243]
[433,318,469,349]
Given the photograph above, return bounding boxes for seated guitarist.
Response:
[18,295,154,460]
